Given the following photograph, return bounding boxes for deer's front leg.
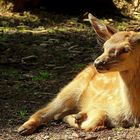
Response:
[63,112,87,128]
[80,110,106,131]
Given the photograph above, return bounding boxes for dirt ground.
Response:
[0,10,140,140]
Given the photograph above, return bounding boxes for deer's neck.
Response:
[120,65,140,117]
[120,69,140,93]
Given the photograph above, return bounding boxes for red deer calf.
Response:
[18,13,140,135]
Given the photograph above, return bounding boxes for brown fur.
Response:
[18,14,140,135]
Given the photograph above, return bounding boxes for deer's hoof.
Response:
[18,120,39,135]
[75,113,87,125]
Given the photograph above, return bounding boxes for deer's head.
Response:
[88,13,140,73]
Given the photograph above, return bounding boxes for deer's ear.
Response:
[88,13,117,44]
[129,33,140,47]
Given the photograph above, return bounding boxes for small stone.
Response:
[21,55,38,63]
[79,132,86,138]
[108,18,113,22]
[72,132,79,138]
[85,134,98,140]
[108,136,111,140]
[44,135,50,140]
[40,43,47,47]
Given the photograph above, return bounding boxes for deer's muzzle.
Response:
[94,55,116,72]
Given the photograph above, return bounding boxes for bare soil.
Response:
[0,10,140,140]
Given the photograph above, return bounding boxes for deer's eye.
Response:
[119,47,130,54]
[109,48,116,55]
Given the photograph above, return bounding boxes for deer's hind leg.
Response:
[18,97,76,135]
[18,65,95,135]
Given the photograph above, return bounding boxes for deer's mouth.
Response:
[95,64,110,72]
[95,64,109,71]
[95,60,118,73]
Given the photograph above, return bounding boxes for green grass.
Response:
[32,71,49,81]
[1,68,18,76]
[117,21,129,31]
[114,127,124,132]
[0,68,24,80]
[18,110,28,119]
[74,63,86,69]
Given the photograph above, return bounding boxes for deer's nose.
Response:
[94,59,106,67]
[94,58,108,71]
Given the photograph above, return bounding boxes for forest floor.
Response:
[0,9,140,140]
